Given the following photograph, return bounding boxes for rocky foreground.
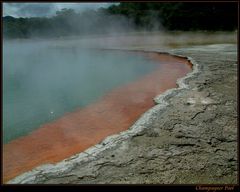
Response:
[9,44,237,184]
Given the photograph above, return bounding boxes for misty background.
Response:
[3,2,238,39]
[3,3,113,18]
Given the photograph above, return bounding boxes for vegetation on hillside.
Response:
[107,3,237,30]
[3,2,238,39]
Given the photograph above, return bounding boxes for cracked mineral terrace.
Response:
[7,43,237,184]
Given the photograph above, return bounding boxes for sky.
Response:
[3,3,115,18]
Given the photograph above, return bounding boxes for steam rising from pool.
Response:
[3,40,158,143]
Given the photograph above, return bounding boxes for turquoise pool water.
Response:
[3,40,158,143]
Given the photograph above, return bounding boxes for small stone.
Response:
[175,134,184,138]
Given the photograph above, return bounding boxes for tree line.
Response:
[3,2,238,39]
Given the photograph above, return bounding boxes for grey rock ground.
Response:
[9,44,237,184]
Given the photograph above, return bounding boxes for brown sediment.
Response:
[3,52,191,183]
